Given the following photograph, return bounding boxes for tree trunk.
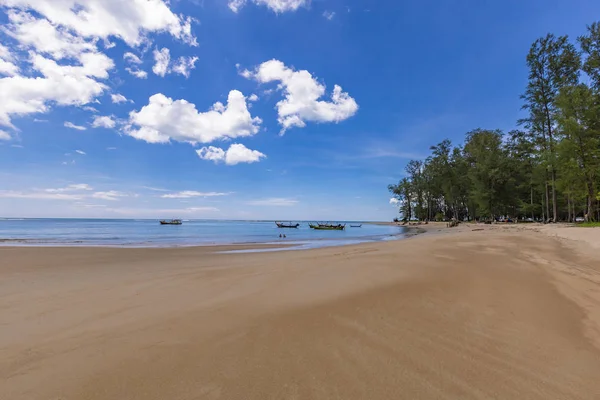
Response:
[551,169,558,221]
[567,193,571,222]
[544,182,550,222]
[530,184,534,220]
[544,95,558,222]
[587,182,596,222]
[542,195,546,221]
[586,195,592,222]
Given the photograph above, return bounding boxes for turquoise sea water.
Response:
[0,219,407,249]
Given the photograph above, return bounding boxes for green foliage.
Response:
[389,23,600,222]
[463,129,512,218]
[579,22,600,89]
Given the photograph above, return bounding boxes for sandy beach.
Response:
[2,224,600,399]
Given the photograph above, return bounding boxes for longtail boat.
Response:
[275,221,300,228]
[350,224,362,227]
[160,219,182,225]
[309,223,345,230]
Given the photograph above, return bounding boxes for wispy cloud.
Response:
[0,185,134,202]
[185,207,219,212]
[64,121,87,131]
[111,93,131,104]
[141,186,169,192]
[161,191,231,199]
[73,203,107,208]
[75,150,86,155]
[92,191,129,201]
[0,190,84,200]
[323,10,335,20]
[107,206,219,215]
[0,130,11,141]
[247,197,298,206]
[45,183,93,193]
[360,148,426,160]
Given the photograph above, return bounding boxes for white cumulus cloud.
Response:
[0,43,14,61]
[389,198,400,205]
[4,11,96,59]
[152,47,170,77]
[64,121,87,131]
[0,0,197,127]
[151,50,197,78]
[92,115,116,129]
[237,66,253,79]
[125,91,262,144]
[228,0,246,12]
[123,52,147,78]
[125,67,148,79]
[243,59,358,134]
[0,0,197,47]
[1,51,114,128]
[197,146,225,162]
[0,59,19,77]
[172,56,198,78]
[0,42,19,76]
[196,143,266,165]
[123,52,142,64]
[228,0,309,13]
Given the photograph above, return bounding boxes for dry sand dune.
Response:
[1,226,600,399]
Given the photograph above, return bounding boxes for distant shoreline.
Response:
[0,220,410,251]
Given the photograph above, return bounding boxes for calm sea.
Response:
[0,219,407,250]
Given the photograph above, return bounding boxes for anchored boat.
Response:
[160,219,182,225]
[275,221,300,228]
[309,222,345,230]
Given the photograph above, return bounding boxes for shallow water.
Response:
[0,218,406,249]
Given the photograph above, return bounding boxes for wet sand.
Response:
[1,225,600,399]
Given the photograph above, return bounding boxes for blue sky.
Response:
[0,0,599,220]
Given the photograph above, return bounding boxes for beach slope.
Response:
[1,226,600,399]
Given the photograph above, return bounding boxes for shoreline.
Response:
[1,224,599,399]
[0,223,412,251]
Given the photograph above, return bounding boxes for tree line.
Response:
[389,23,600,223]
